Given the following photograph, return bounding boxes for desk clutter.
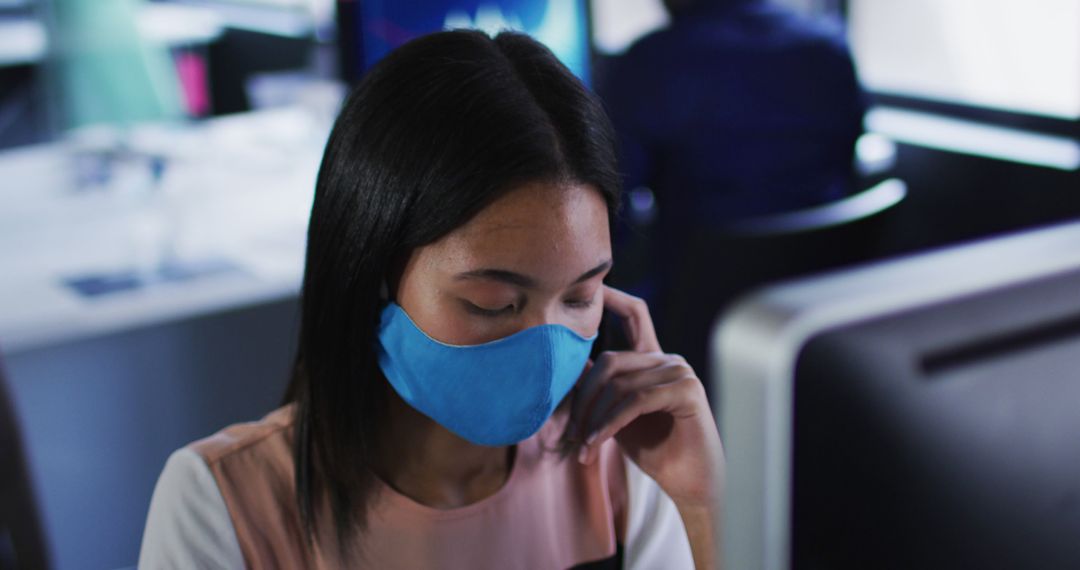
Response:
[0,105,336,352]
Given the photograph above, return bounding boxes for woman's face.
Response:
[395,181,611,345]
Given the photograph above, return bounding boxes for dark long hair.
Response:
[281,30,621,548]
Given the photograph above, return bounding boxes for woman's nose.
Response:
[520,308,559,331]
[518,304,596,337]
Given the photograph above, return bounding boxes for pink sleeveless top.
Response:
[189,404,629,569]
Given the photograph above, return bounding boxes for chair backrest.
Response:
[722,178,907,237]
[657,178,907,381]
[0,354,50,570]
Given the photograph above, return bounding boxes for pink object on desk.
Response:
[176,51,210,117]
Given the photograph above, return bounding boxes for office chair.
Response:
[657,178,908,384]
[0,353,50,570]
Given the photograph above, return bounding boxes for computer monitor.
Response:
[335,0,592,85]
[713,219,1080,569]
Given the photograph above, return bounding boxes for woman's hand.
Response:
[570,286,724,568]
[572,286,723,506]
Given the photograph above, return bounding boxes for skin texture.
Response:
[376,181,724,569]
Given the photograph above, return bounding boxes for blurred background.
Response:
[0,0,1076,568]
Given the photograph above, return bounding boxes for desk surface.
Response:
[0,107,329,353]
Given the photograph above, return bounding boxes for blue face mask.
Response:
[376,302,596,446]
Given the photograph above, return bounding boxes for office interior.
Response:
[0,0,1078,568]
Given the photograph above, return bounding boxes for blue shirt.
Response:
[598,0,867,225]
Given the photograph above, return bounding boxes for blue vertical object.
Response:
[349,0,592,85]
[49,0,183,129]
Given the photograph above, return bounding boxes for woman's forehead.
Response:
[425,182,611,281]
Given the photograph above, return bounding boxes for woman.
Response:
[140,30,723,569]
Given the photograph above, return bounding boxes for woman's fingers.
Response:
[602,286,662,353]
[567,288,700,463]
[570,351,669,439]
[579,357,692,438]
[579,373,703,465]
[572,286,663,433]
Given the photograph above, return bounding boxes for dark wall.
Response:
[878,144,1080,258]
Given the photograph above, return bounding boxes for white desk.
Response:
[0,106,329,353]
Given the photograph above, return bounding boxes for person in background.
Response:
[139,30,723,569]
[598,0,866,379]
[599,0,866,225]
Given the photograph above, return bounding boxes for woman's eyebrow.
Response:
[573,259,613,284]
[455,268,537,288]
[454,259,612,288]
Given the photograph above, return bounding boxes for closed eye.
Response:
[564,298,595,310]
[462,300,515,317]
